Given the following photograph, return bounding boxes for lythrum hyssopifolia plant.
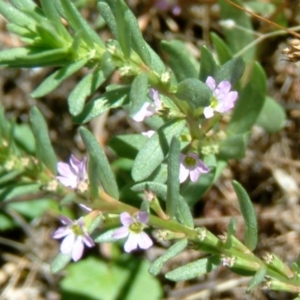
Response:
[0,0,298,298]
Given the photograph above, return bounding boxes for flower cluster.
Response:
[204,76,238,119]
[113,211,153,253]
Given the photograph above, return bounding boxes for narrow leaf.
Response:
[132,119,186,181]
[72,86,129,124]
[247,268,267,292]
[232,180,257,251]
[97,1,117,37]
[68,69,107,116]
[166,256,220,281]
[30,106,57,174]
[149,239,188,275]
[131,182,167,200]
[215,56,245,85]
[32,59,88,98]
[129,72,149,116]
[199,45,218,82]
[256,96,286,133]
[176,196,194,228]
[161,40,198,81]
[79,127,119,199]
[176,78,212,109]
[59,0,104,47]
[228,62,266,134]
[210,32,233,64]
[166,137,180,217]
[51,252,72,273]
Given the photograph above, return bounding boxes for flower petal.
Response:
[132,103,155,122]
[60,232,75,254]
[124,233,139,253]
[216,80,231,94]
[59,215,73,225]
[83,233,95,248]
[57,175,77,188]
[179,164,189,183]
[137,231,153,250]
[189,168,201,182]
[120,212,133,226]
[113,226,129,239]
[72,237,84,261]
[52,227,71,239]
[205,76,216,90]
[136,211,149,224]
[203,106,214,119]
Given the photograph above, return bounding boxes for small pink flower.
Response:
[112,211,153,253]
[132,89,162,122]
[179,153,209,183]
[154,0,181,15]
[57,154,87,190]
[204,76,238,119]
[52,215,95,261]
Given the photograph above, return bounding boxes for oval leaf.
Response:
[132,119,186,182]
[232,180,257,251]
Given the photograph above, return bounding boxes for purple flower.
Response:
[52,215,95,261]
[179,153,209,183]
[132,89,162,122]
[112,211,153,253]
[154,0,181,15]
[57,154,87,190]
[204,76,238,119]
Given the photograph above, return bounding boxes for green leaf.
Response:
[60,257,162,300]
[0,2,35,28]
[0,47,70,68]
[79,127,119,199]
[215,56,245,85]
[109,134,148,160]
[125,6,151,65]
[228,62,266,134]
[256,96,286,133]
[51,252,72,273]
[13,123,35,154]
[166,256,220,281]
[94,229,117,243]
[176,196,194,228]
[132,119,186,181]
[232,180,257,251]
[210,32,233,64]
[32,58,88,98]
[72,86,130,124]
[225,218,237,248]
[129,72,149,116]
[131,182,167,200]
[39,0,70,39]
[176,78,212,109]
[68,68,108,116]
[149,239,188,275]
[247,267,267,292]
[166,137,180,217]
[97,1,117,37]
[219,0,255,62]
[161,40,198,81]
[30,106,57,174]
[59,0,104,47]
[146,44,166,74]
[10,0,37,10]
[199,45,218,82]
[217,133,248,160]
